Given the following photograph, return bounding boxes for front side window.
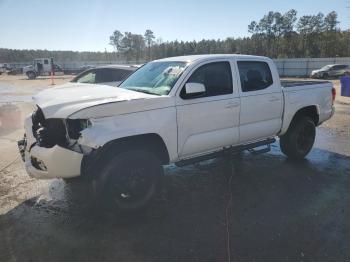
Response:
[76,70,96,84]
[237,61,273,92]
[120,61,187,96]
[181,62,233,99]
[331,65,339,70]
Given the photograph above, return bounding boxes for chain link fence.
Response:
[274,57,350,77]
[6,57,350,77]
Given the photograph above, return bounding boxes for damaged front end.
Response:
[32,107,67,148]
[31,107,92,153]
[18,106,93,179]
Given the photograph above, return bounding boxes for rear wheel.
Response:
[94,149,163,212]
[280,116,316,160]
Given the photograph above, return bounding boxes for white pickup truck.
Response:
[18,54,335,211]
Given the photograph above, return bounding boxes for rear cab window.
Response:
[237,61,273,92]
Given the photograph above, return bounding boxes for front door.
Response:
[176,60,240,158]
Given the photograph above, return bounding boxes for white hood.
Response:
[34,83,157,118]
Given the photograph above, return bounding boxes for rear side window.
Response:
[237,61,273,92]
[181,62,233,99]
[95,69,115,83]
[95,68,132,83]
[334,65,348,70]
[112,69,133,81]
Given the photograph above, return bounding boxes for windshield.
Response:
[320,65,331,70]
[119,61,187,95]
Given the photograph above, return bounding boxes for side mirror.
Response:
[185,82,206,95]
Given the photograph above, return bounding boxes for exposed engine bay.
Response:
[31,106,92,154]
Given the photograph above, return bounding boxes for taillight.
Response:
[332,87,336,104]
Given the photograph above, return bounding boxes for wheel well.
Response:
[100,133,170,165]
[290,106,319,126]
[81,133,170,178]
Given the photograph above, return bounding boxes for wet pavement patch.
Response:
[0,103,21,131]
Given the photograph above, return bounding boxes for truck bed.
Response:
[281,80,330,88]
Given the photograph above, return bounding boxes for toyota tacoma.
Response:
[18,54,335,211]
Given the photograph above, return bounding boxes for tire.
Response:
[279,116,316,160]
[93,149,163,212]
[26,71,36,79]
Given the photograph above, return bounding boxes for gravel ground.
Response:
[0,75,349,262]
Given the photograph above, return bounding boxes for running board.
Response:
[176,138,276,167]
[247,144,271,155]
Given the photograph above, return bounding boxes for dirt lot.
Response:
[0,75,350,262]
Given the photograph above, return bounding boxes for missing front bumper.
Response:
[18,114,85,179]
[17,137,27,162]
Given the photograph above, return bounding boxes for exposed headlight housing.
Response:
[66,119,92,139]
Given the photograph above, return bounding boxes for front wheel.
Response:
[94,149,163,212]
[26,71,36,79]
[279,116,316,160]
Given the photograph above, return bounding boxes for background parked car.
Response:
[70,65,138,86]
[0,63,12,75]
[310,64,350,79]
[7,67,23,75]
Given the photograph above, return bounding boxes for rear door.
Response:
[176,60,240,158]
[236,60,283,143]
[331,65,349,77]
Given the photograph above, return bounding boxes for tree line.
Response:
[0,49,111,64]
[1,10,349,64]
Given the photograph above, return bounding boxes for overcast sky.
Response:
[0,0,349,51]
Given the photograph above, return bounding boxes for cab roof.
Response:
[96,64,140,70]
[154,54,269,63]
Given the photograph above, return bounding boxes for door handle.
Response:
[225,101,240,108]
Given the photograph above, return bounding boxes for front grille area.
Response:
[32,107,67,148]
